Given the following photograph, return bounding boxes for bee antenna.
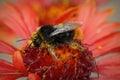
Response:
[16,38,30,42]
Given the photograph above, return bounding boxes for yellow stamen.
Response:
[43,74,46,78]
[70,43,84,52]
[42,66,46,71]
[70,43,78,49]
[27,66,30,71]
[98,45,103,50]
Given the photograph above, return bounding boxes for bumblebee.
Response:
[29,21,83,60]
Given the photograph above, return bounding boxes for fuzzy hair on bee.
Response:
[28,21,83,60]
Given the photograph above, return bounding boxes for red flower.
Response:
[15,0,110,25]
[0,0,109,43]
[0,0,120,80]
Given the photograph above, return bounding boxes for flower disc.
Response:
[22,44,96,80]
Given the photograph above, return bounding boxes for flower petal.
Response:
[0,3,29,38]
[96,53,120,79]
[78,0,96,27]
[92,76,120,80]
[53,7,79,24]
[84,22,120,44]
[82,8,114,43]
[28,73,41,80]
[13,3,39,34]
[0,2,38,39]
[0,40,17,55]
[0,21,15,44]
[0,74,23,80]
[0,59,17,73]
[13,51,28,74]
[96,0,110,6]
[90,32,120,57]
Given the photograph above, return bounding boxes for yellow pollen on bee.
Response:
[28,40,32,44]
[46,44,51,47]
[41,43,50,48]
[70,43,77,49]
[98,45,103,50]
[59,23,64,27]
[74,28,83,40]
[70,43,84,52]
[33,32,37,35]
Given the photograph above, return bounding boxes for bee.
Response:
[28,21,83,60]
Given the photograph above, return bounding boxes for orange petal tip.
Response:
[13,50,28,75]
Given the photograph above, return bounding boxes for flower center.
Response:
[22,43,96,80]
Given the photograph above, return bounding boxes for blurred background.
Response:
[98,0,120,22]
[0,0,120,80]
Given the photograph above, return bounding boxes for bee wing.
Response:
[50,21,83,37]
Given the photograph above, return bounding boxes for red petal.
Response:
[96,53,120,78]
[84,22,120,44]
[13,51,28,74]
[96,0,110,6]
[0,3,30,38]
[28,73,41,80]
[0,40,17,55]
[78,0,96,28]
[53,7,79,24]
[13,3,39,35]
[90,32,120,57]
[0,74,23,80]
[82,8,114,43]
[0,2,38,39]
[0,59,17,73]
[92,76,120,80]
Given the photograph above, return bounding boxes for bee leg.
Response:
[48,45,57,60]
[70,42,84,52]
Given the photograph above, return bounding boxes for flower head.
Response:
[0,0,120,80]
[0,0,110,42]
[15,0,110,25]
